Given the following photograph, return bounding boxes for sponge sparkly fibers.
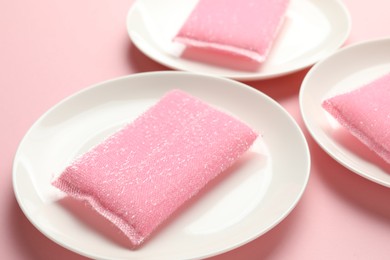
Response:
[52,90,258,246]
[322,73,390,164]
[174,0,290,63]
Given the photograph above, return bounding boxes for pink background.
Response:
[1,0,390,259]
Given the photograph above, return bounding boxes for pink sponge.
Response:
[52,89,258,247]
[173,0,290,63]
[322,72,390,164]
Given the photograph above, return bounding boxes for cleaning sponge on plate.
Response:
[52,89,258,246]
[173,0,290,63]
[322,73,390,164]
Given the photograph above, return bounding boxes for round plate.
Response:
[126,0,351,80]
[300,38,390,188]
[13,72,310,259]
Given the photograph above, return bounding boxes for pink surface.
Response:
[1,0,390,259]
[174,0,289,63]
[53,90,257,247]
[323,73,390,164]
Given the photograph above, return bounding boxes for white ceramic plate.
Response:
[126,0,351,81]
[300,38,390,188]
[13,72,310,259]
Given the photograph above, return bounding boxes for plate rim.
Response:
[13,71,311,259]
[126,0,351,81]
[300,37,390,188]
